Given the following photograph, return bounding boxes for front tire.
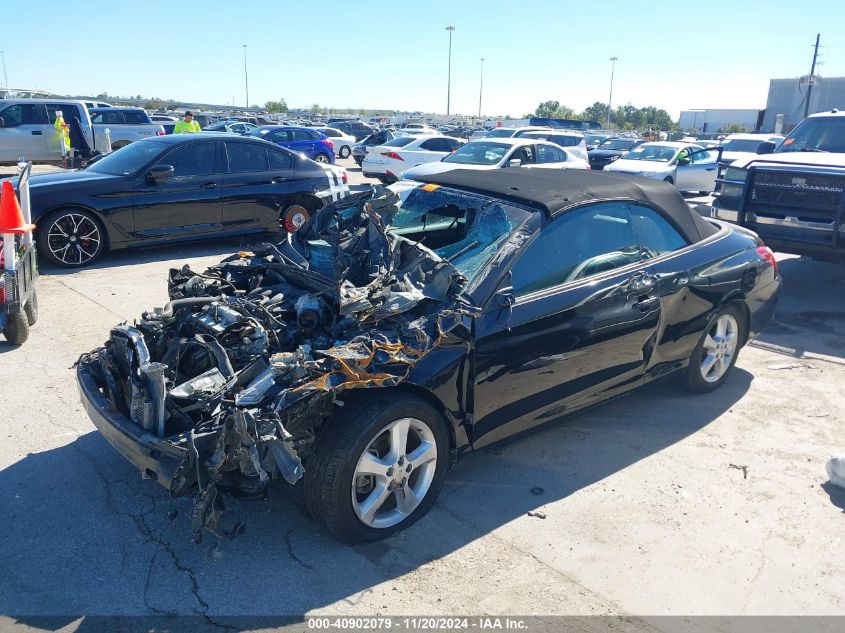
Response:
[304,392,450,543]
[685,305,744,393]
[36,209,105,267]
[339,146,351,159]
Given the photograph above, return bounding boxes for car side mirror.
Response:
[677,157,691,166]
[495,286,515,308]
[757,141,776,155]
[147,164,174,183]
[507,159,522,167]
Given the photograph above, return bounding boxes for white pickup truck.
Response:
[0,99,163,163]
[88,107,165,150]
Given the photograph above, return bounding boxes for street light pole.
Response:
[0,51,8,89]
[446,26,455,116]
[478,57,485,119]
[242,44,249,109]
[607,56,618,127]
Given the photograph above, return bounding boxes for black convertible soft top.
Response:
[414,168,718,242]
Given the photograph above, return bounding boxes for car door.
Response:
[530,144,567,169]
[471,202,661,448]
[288,128,315,156]
[221,140,295,230]
[675,147,719,192]
[0,103,51,161]
[131,140,222,238]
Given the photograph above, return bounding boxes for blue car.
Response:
[248,125,335,163]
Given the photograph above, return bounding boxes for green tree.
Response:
[534,100,577,119]
[144,98,167,111]
[582,101,610,122]
[310,103,323,113]
[264,99,289,113]
[718,123,748,134]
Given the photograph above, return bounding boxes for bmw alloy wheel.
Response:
[700,313,739,383]
[46,213,102,266]
[351,417,438,529]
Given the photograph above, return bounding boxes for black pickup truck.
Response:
[710,110,845,261]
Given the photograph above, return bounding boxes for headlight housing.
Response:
[723,167,748,182]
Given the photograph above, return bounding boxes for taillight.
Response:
[381,151,404,161]
[341,171,348,184]
[156,131,165,136]
[323,139,334,150]
[756,245,778,272]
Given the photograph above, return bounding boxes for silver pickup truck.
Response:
[0,99,163,163]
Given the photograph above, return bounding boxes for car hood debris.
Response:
[77,186,475,539]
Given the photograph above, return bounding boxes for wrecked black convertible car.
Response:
[77,169,781,543]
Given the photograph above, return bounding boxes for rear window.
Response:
[383,137,415,148]
[123,111,148,124]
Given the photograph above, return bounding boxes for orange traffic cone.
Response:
[0,180,35,233]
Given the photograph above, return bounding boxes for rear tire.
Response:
[339,146,351,159]
[685,305,745,393]
[24,288,39,325]
[314,153,330,164]
[304,392,450,543]
[2,312,30,345]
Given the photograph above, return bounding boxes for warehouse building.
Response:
[761,76,845,132]
[678,108,764,133]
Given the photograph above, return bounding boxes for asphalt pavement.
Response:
[0,158,844,631]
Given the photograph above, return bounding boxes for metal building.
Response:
[678,109,763,134]
[761,76,845,132]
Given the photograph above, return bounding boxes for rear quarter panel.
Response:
[646,225,773,376]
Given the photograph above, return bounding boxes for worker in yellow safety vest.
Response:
[173,111,201,134]
[54,112,71,155]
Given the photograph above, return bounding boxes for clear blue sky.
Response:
[2,0,842,118]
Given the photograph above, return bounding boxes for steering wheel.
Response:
[564,251,638,282]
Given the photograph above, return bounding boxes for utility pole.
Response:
[804,34,820,119]
[478,57,485,119]
[242,44,249,109]
[0,51,8,89]
[446,26,455,116]
[607,56,618,127]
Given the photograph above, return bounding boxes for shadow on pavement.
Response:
[0,368,751,626]
[753,256,845,360]
[821,482,845,514]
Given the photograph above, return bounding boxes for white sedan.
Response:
[604,141,720,193]
[401,138,589,180]
[362,134,465,183]
[315,127,357,159]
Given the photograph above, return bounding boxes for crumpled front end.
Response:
[77,186,474,539]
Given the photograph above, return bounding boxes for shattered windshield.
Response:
[387,185,531,283]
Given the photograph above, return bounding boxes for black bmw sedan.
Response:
[21,134,347,267]
[77,169,780,543]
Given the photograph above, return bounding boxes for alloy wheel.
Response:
[315,154,330,163]
[700,313,739,383]
[46,213,102,265]
[351,417,438,529]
